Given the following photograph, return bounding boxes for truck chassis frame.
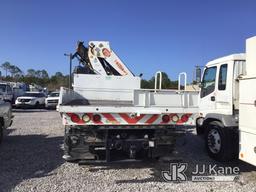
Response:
[63,125,189,163]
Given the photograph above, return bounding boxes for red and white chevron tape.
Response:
[64,113,195,126]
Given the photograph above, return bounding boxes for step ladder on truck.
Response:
[58,41,199,162]
[196,36,256,166]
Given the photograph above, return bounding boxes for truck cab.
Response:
[199,54,245,119]
[197,36,256,166]
[197,54,246,161]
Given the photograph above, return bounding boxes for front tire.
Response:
[0,123,3,144]
[205,121,238,162]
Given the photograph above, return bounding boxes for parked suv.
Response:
[45,92,59,109]
[15,92,46,108]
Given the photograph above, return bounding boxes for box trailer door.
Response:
[239,78,256,166]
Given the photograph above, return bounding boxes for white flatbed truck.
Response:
[58,41,199,162]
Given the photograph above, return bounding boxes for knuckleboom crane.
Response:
[73,41,134,76]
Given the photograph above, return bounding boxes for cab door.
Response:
[215,63,232,114]
[199,66,217,116]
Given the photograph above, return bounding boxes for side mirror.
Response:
[195,67,202,83]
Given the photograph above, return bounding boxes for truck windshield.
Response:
[0,84,7,92]
[200,66,217,98]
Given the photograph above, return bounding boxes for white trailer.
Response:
[196,36,256,166]
[58,41,199,162]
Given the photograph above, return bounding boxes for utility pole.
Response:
[64,53,73,89]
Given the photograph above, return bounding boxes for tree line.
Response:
[0,62,178,90]
[1,62,69,90]
[141,72,178,89]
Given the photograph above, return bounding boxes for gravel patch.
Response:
[0,109,256,192]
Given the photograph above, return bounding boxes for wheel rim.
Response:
[207,128,221,154]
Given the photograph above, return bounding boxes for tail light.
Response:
[181,114,189,122]
[82,114,91,122]
[70,113,80,123]
[162,115,170,123]
[170,114,179,122]
[93,114,101,123]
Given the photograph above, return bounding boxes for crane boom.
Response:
[75,41,134,76]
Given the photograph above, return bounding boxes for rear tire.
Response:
[205,121,238,162]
